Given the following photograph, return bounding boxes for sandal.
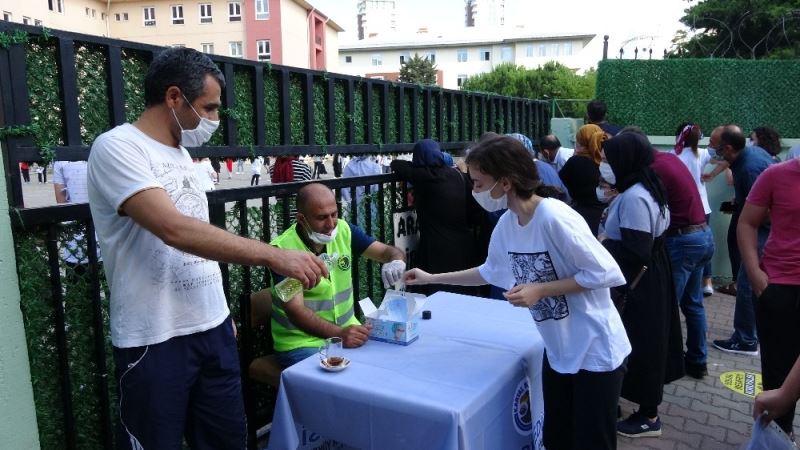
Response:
[717,283,737,296]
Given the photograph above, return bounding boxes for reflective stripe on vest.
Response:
[269,220,360,351]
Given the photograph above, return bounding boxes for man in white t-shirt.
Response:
[87,47,328,450]
[536,134,574,172]
[54,160,100,268]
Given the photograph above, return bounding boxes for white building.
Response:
[357,0,397,40]
[339,30,595,90]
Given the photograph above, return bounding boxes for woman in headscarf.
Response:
[391,139,481,296]
[600,132,685,438]
[558,124,607,234]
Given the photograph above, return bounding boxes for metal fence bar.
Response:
[364,80,373,145]
[86,220,113,450]
[396,86,405,142]
[46,225,77,450]
[345,79,355,145]
[57,38,81,146]
[106,45,126,127]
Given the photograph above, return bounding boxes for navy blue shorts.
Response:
[113,317,246,450]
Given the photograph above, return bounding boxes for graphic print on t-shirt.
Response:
[509,251,569,322]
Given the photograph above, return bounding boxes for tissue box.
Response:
[358,290,426,346]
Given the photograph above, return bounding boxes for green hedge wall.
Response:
[596,59,800,137]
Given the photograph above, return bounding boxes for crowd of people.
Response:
[67,47,798,449]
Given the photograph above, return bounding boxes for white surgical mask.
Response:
[302,219,338,245]
[172,94,219,147]
[472,181,508,212]
[596,186,612,204]
[599,162,616,186]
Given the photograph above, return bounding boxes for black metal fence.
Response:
[0,22,549,450]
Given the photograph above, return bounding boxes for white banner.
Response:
[393,210,420,269]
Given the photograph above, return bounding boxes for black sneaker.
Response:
[685,360,708,379]
[712,338,759,356]
[617,412,662,437]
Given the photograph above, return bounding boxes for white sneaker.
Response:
[703,285,713,297]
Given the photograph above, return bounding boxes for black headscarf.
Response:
[602,133,668,214]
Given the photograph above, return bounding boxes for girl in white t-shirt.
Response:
[404,134,631,450]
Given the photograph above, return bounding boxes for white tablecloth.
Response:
[268,291,545,450]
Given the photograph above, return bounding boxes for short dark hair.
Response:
[465,135,559,200]
[586,100,607,122]
[720,125,746,152]
[539,135,561,151]
[144,47,225,107]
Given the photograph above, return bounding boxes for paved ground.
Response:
[618,290,799,450]
[18,165,797,449]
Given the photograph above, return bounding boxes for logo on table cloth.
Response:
[509,251,568,322]
[512,379,533,434]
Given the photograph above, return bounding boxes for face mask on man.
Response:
[472,181,508,212]
[599,162,616,186]
[172,94,219,147]
[301,217,338,245]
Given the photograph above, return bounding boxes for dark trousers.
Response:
[250,174,260,186]
[727,212,741,282]
[21,168,30,182]
[756,283,800,435]
[113,318,246,450]
[542,352,626,450]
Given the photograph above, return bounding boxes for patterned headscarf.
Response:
[506,133,535,157]
[674,123,702,155]
[575,124,606,165]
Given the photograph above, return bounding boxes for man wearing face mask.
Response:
[708,125,774,357]
[267,183,406,368]
[87,48,328,449]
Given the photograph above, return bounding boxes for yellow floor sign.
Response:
[719,371,762,398]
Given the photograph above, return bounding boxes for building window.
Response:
[525,44,534,57]
[201,43,214,54]
[85,7,90,16]
[457,74,468,87]
[479,48,490,61]
[228,2,241,21]
[101,13,107,21]
[564,42,573,56]
[3,12,12,21]
[92,9,97,18]
[256,40,271,61]
[143,7,156,26]
[424,51,436,63]
[255,0,269,20]
[457,49,468,62]
[115,12,129,21]
[48,0,64,13]
[199,4,212,23]
[551,43,560,56]
[35,19,43,26]
[500,46,512,62]
[229,41,243,57]
[171,5,183,24]
[345,56,352,63]
[399,52,410,64]
[538,44,546,57]
[371,54,383,66]
[22,16,30,25]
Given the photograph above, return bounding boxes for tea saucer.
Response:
[319,357,351,372]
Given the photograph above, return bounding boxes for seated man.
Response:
[269,183,406,367]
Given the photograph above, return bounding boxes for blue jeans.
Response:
[731,227,769,345]
[667,229,715,364]
[274,346,319,368]
[702,214,713,279]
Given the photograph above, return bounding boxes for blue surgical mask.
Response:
[599,162,616,186]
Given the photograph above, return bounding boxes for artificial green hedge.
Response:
[596,59,800,137]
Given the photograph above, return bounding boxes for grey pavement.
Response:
[618,290,799,450]
[17,165,797,449]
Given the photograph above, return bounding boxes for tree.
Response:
[460,62,596,117]
[398,53,438,85]
[670,0,800,59]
